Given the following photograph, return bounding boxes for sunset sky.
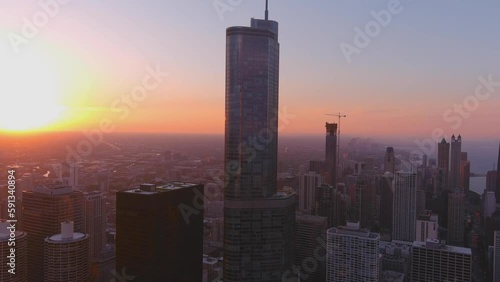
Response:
[1,0,500,139]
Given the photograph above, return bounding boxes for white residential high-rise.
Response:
[416,212,438,242]
[392,171,417,242]
[298,172,323,213]
[44,221,90,282]
[326,221,380,281]
[83,191,106,260]
[494,230,500,282]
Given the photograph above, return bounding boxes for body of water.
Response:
[470,176,487,195]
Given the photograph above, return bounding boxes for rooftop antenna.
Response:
[265,0,269,20]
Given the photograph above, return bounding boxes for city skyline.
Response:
[1,1,499,281]
[1,1,499,139]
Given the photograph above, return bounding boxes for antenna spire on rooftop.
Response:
[265,0,269,20]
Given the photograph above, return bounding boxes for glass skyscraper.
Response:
[223,4,296,281]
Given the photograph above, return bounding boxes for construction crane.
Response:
[325,113,347,165]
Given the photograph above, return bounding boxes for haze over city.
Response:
[1,1,499,138]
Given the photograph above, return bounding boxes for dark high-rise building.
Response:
[437,138,450,192]
[447,191,465,247]
[298,172,323,214]
[223,3,296,281]
[487,170,498,192]
[449,135,462,191]
[325,122,338,186]
[23,186,84,282]
[377,174,393,234]
[294,213,327,281]
[460,153,470,194]
[384,147,395,174]
[438,138,450,171]
[314,184,344,229]
[392,171,417,242]
[496,142,500,204]
[357,174,377,229]
[116,183,204,281]
[309,160,325,175]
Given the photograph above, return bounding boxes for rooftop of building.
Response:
[268,191,296,199]
[46,232,88,243]
[0,223,26,241]
[203,256,220,265]
[122,182,200,195]
[296,213,328,224]
[27,185,74,195]
[412,239,471,255]
[380,240,413,249]
[328,222,380,239]
[417,211,438,222]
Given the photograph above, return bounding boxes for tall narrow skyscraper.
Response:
[223,3,296,280]
[494,230,500,282]
[83,191,106,260]
[298,171,323,213]
[460,152,470,193]
[496,142,500,204]
[447,191,465,247]
[325,122,338,186]
[392,171,417,242]
[487,170,498,192]
[449,135,462,191]
[384,147,395,174]
[437,138,450,192]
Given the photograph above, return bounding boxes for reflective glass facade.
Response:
[224,20,279,200]
[223,18,295,281]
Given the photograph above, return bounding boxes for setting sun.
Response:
[0,51,65,132]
